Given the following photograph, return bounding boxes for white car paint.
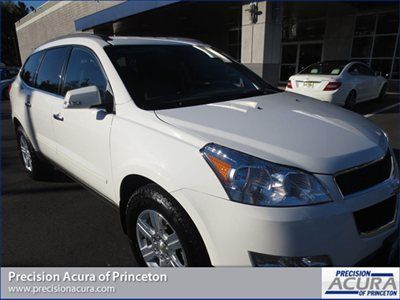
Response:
[286,61,388,106]
[9,36,399,267]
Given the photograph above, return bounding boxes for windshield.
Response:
[105,45,278,110]
[300,61,347,76]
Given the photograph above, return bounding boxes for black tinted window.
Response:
[62,48,107,96]
[348,64,361,75]
[21,52,44,86]
[36,47,69,94]
[359,65,374,76]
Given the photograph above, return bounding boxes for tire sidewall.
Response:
[126,185,210,267]
[345,90,356,109]
[379,84,387,100]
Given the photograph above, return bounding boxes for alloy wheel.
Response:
[19,135,33,172]
[136,209,187,267]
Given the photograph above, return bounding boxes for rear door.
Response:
[25,47,69,161]
[52,47,115,199]
[12,52,44,146]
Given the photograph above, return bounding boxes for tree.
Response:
[1,1,29,66]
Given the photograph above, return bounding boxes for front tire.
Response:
[126,184,211,267]
[16,127,53,180]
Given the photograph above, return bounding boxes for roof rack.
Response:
[44,33,113,45]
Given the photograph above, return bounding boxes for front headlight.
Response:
[201,143,332,207]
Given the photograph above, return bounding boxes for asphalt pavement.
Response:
[2,94,399,267]
[1,101,136,267]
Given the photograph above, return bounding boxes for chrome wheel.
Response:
[19,135,32,172]
[136,209,187,267]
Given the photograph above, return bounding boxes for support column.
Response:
[241,2,283,87]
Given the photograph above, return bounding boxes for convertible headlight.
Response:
[201,144,332,207]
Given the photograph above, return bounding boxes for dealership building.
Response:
[16,1,399,89]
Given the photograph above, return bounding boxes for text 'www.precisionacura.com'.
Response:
[5,270,168,296]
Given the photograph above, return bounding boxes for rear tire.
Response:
[344,90,357,109]
[126,183,211,267]
[378,84,387,101]
[16,127,53,180]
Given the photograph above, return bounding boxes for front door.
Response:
[53,47,115,199]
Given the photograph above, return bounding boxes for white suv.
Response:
[10,34,399,267]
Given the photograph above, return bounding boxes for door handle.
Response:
[25,101,31,108]
[53,113,64,121]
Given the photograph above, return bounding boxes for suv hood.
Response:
[155,92,387,174]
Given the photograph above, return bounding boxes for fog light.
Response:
[249,251,331,267]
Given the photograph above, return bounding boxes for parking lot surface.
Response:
[2,95,399,266]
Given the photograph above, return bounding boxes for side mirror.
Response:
[374,71,382,77]
[64,86,102,109]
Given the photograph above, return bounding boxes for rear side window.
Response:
[36,47,69,94]
[62,48,107,96]
[359,65,374,76]
[20,52,44,86]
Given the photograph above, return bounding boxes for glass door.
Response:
[298,43,323,72]
[280,42,323,83]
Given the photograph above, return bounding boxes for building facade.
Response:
[15,1,399,90]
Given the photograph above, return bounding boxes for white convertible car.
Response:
[286,61,388,108]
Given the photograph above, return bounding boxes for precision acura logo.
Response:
[322,268,399,299]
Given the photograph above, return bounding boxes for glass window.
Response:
[351,37,373,57]
[280,65,296,82]
[354,15,376,36]
[298,43,322,72]
[105,45,276,110]
[348,64,361,75]
[371,59,393,78]
[281,45,297,64]
[297,20,325,41]
[376,12,399,34]
[372,35,396,57]
[359,64,374,76]
[36,47,69,94]
[391,59,399,79]
[300,61,347,75]
[283,19,325,41]
[20,52,44,86]
[62,48,107,96]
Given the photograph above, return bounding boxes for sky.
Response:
[22,1,47,10]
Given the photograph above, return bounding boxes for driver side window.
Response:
[62,48,107,96]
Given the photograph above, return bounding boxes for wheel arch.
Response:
[119,174,155,233]
[13,117,22,131]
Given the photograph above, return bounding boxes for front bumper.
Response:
[172,179,399,266]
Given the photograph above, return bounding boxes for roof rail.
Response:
[44,33,113,45]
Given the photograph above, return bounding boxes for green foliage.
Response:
[1,1,29,66]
